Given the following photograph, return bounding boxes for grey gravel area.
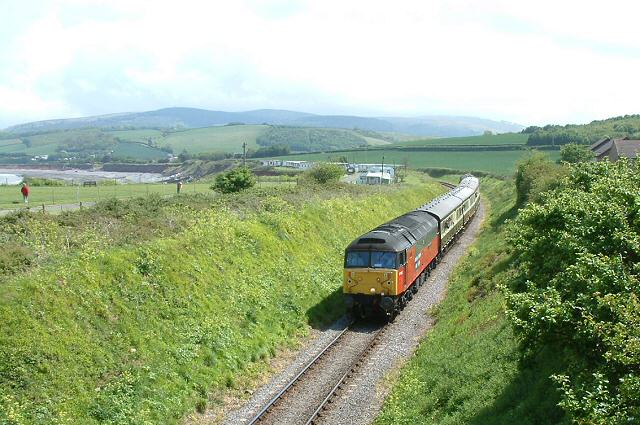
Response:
[221,203,485,425]
[319,202,485,425]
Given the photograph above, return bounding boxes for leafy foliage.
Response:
[514,151,568,205]
[302,163,344,184]
[504,159,640,423]
[211,167,256,193]
[559,143,594,164]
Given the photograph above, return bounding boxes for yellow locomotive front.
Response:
[343,249,401,317]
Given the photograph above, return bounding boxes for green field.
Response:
[111,141,168,160]
[158,125,267,153]
[0,180,296,211]
[391,132,528,147]
[275,149,560,175]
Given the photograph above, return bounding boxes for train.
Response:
[343,175,480,318]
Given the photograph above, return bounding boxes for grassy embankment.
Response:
[0,176,444,424]
[375,176,566,425]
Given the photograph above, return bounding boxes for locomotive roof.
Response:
[346,210,438,252]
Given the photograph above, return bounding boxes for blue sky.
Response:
[1,0,639,128]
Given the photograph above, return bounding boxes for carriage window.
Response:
[346,251,369,267]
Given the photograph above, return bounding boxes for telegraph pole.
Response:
[242,142,247,167]
[381,155,384,185]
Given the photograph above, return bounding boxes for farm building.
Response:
[591,137,640,161]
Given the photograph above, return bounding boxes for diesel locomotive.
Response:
[343,175,480,318]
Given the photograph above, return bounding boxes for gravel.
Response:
[219,202,485,425]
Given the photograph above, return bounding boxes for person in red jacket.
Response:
[20,182,29,203]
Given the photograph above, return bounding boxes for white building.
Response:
[358,171,393,185]
[282,160,314,169]
[260,159,283,167]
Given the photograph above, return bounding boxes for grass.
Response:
[391,133,528,147]
[0,180,297,210]
[158,125,268,154]
[274,150,561,176]
[374,177,567,425]
[0,176,446,424]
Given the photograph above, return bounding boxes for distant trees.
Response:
[250,144,290,158]
[211,167,256,193]
[559,143,594,164]
[525,114,640,146]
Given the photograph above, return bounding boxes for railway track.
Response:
[241,178,474,425]
[248,320,386,425]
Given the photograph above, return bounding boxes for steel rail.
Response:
[247,320,354,424]
[304,326,385,425]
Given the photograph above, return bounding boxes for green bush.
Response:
[211,167,256,193]
[505,159,640,423]
[514,151,568,205]
[303,163,344,184]
[559,143,594,164]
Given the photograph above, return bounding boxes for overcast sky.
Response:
[1,0,639,128]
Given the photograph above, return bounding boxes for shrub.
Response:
[505,159,640,423]
[559,143,594,164]
[514,151,568,205]
[211,167,256,193]
[303,163,344,184]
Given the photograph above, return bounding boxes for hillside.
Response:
[4,107,524,138]
[0,125,394,163]
[525,114,640,146]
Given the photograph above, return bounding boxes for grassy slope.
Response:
[274,150,561,176]
[391,133,528,147]
[375,177,566,425]
[0,179,444,424]
[158,125,268,154]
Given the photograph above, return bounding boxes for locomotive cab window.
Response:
[345,251,369,267]
[345,251,397,268]
[371,251,397,268]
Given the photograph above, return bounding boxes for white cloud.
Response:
[1,0,640,127]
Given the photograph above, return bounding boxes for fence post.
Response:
[42,204,45,213]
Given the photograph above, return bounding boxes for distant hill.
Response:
[4,107,524,137]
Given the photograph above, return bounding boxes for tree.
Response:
[303,163,344,184]
[211,167,256,193]
[559,143,594,164]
